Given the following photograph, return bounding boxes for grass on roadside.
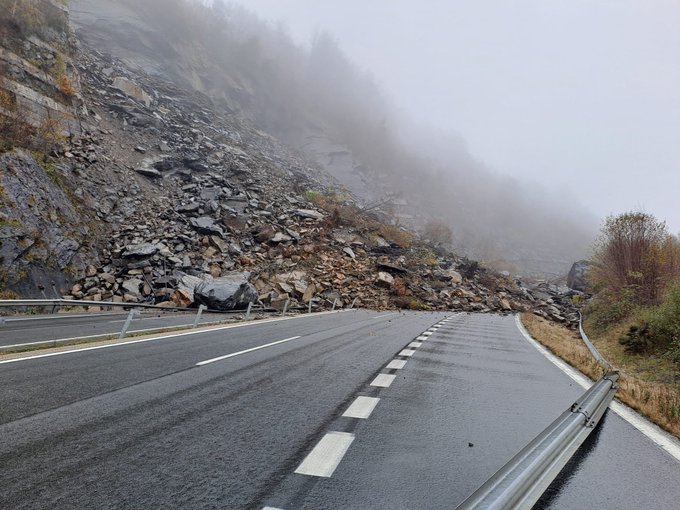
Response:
[521,312,680,438]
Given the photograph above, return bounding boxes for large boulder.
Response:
[193,272,258,310]
[567,260,590,292]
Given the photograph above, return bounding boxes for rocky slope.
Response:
[0,4,580,327]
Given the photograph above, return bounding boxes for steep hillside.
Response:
[68,0,593,277]
[0,1,581,326]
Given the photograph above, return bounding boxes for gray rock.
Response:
[123,243,159,258]
[135,157,163,178]
[111,76,152,107]
[271,232,293,243]
[343,247,356,259]
[294,209,324,220]
[190,217,224,236]
[121,278,143,298]
[193,272,258,311]
[177,202,200,213]
[376,271,394,288]
[567,260,590,292]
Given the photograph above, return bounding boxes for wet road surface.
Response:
[1,311,678,509]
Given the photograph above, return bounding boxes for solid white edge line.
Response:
[342,396,381,419]
[370,373,396,387]
[515,314,680,463]
[0,309,352,364]
[386,359,407,370]
[196,336,301,366]
[294,431,355,477]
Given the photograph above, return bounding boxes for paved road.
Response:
[1,311,678,509]
[0,309,232,347]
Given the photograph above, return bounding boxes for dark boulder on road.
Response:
[193,272,258,311]
[567,260,590,292]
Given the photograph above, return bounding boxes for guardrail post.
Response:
[308,299,313,314]
[332,298,338,311]
[245,301,253,321]
[192,304,207,329]
[282,298,290,316]
[350,297,358,309]
[119,308,139,340]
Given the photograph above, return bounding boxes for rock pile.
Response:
[3,45,580,324]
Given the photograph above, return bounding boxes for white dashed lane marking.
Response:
[371,373,396,387]
[343,396,380,419]
[408,341,422,348]
[295,432,355,477]
[416,335,429,341]
[386,359,407,370]
[399,349,416,357]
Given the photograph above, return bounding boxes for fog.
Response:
[73,0,680,275]
[230,0,680,234]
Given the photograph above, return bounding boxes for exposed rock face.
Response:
[193,273,258,311]
[567,260,590,292]
[0,150,96,295]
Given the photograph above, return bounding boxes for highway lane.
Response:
[0,309,237,347]
[1,311,679,509]
[262,314,680,509]
[0,309,445,509]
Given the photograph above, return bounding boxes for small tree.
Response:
[590,212,675,304]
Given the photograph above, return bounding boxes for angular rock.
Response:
[294,209,324,220]
[193,272,258,311]
[376,271,394,288]
[567,260,590,292]
[111,76,152,107]
[124,243,159,258]
[190,217,224,236]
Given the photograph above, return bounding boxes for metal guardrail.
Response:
[456,372,619,510]
[578,311,612,370]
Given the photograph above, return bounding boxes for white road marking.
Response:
[196,336,301,366]
[386,359,407,370]
[0,309,350,364]
[371,373,396,387]
[372,312,399,319]
[343,396,380,419]
[295,431,355,477]
[422,331,433,337]
[399,349,416,357]
[408,341,423,348]
[416,335,429,341]
[262,507,285,510]
[515,314,680,463]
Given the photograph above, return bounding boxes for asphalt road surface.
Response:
[1,310,679,509]
[0,309,231,348]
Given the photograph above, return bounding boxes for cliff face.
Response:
[0,0,81,136]
[0,0,92,296]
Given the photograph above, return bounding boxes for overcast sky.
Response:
[232,0,680,232]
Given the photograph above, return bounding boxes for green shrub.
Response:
[619,284,680,357]
[585,287,638,331]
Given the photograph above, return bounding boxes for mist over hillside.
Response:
[72,0,596,276]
